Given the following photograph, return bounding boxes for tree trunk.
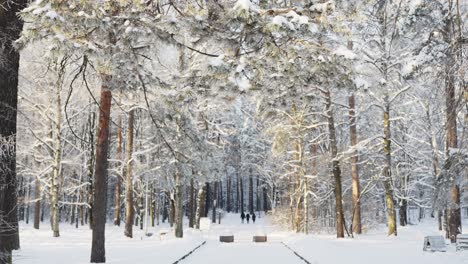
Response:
[90,76,112,263]
[227,175,231,213]
[87,111,96,229]
[240,177,244,214]
[212,181,218,224]
[25,178,31,224]
[325,89,344,238]
[188,178,195,228]
[204,182,210,217]
[174,163,184,238]
[195,186,206,229]
[443,1,462,243]
[50,69,63,237]
[114,113,123,226]
[34,176,41,230]
[399,199,408,226]
[150,184,155,227]
[236,171,240,213]
[249,170,254,214]
[383,98,397,236]
[349,94,362,234]
[0,2,26,261]
[124,109,135,238]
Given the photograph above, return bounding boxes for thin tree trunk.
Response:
[240,177,244,214]
[124,109,135,238]
[227,175,231,213]
[195,186,206,229]
[50,66,64,237]
[174,160,184,238]
[90,76,112,263]
[114,113,123,226]
[150,183,155,227]
[249,170,254,214]
[188,177,195,228]
[383,98,397,236]
[399,199,408,226]
[349,94,362,234]
[324,89,345,238]
[87,111,96,229]
[34,176,41,229]
[25,178,31,224]
[212,181,218,224]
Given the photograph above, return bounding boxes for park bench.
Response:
[253,235,267,242]
[423,236,446,252]
[456,234,468,251]
[219,235,234,243]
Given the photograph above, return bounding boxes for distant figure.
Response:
[246,213,250,224]
[241,212,245,223]
[252,213,256,223]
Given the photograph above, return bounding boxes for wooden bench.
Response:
[253,235,267,243]
[423,236,446,252]
[456,234,468,251]
[219,235,234,243]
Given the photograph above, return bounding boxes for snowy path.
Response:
[179,213,304,264]
[184,241,304,264]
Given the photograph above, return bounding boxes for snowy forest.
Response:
[0,0,467,264]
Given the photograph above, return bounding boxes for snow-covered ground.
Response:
[14,214,468,264]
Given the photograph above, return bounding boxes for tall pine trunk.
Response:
[114,113,123,226]
[124,109,135,238]
[0,1,26,262]
[34,176,41,230]
[349,94,362,234]
[324,89,344,238]
[90,75,112,263]
[383,97,397,236]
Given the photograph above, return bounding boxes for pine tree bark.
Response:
[349,94,362,234]
[443,0,462,243]
[324,89,344,238]
[0,1,27,262]
[124,109,135,238]
[383,98,397,236]
[90,75,112,263]
[34,176,41,230]
[114,113,123,226]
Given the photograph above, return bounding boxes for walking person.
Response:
[241,212,245,224]
[252,212,256,223]
[246,213,250,224]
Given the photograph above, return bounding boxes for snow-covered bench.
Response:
[456,234,468,251]
[220,230,234,243]
[423,236,446,252]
